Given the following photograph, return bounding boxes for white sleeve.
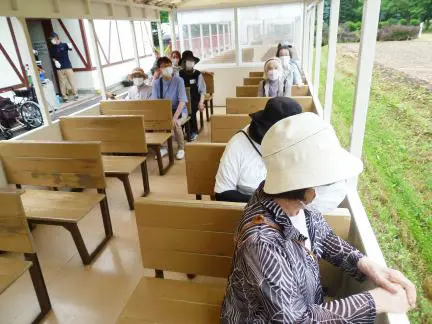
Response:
[311,180,348,214]
[214,137,242,194]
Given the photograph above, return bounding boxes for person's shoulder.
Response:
[226,131,253,150]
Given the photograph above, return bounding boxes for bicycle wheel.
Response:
[21,101,43,129]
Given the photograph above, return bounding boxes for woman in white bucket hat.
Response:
[220,113,416,323]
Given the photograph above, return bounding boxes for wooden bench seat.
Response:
[203,72,215,120]
[60,115,151,210]
[100,100,175,176]
[211,114,251,143]
[117,198,353,323]
[0,257,32,294]
[0,190,52,321]
[0,141,113,266]
[118,277,224,324]
[21,189,105,223]
[236,85,310,97]
[226,96,316,114]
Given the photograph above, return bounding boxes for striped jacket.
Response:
[220,183,376,323]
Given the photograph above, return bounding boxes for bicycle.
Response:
[0,87,44,139]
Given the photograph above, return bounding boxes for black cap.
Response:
[49,32,59,40]
[248,97,302,144]
[180,50,200,65]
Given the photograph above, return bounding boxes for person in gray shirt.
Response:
[126,67,152,100]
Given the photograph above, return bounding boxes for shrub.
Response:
[378,25,420,41]
[410,18,420,26]
[379,20,390,29]
[354,21,362,30]
[399,18,408,25]
[387,18,399,25]
[346,21,357,32]
[338,30,360,43]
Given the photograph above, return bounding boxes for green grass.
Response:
[318,46,432,323]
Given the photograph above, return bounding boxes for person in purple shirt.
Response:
[49,32,78,102]
[151,57,188,160]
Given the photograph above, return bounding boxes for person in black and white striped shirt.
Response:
[220,113,416,323]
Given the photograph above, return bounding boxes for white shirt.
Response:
[215,128,265,195]
[289,209,311,250]
[214,125,348,214]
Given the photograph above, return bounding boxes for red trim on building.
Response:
[79,20,92,68]
[115,21,124,61]
[6,18,28,87]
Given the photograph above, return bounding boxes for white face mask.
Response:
[280,56,291,69]
[133,77,145,86]
[162,66,173,78]
[172,58,179,66]
[51,39,58,45]
[185,61,195,70]
[267,69,279,81]
[144,79,150,86]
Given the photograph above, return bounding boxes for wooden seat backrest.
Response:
[211,114,251,143]
[244,77,263,86]
[60,115,147,154]
[226,96,316,114]
[203,72,214,94]
[0,141,105,189]
[0,190,34,253]
[236,85,258,97]
[185,143,226,196]
[135,198,244,278]
[100,99,172,132]
[249,71,263,77]
[237,85,311,97]
[135,197,352,290]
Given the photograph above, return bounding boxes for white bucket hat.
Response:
[261,112,363,194]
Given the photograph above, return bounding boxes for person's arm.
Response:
[242,240,377,323]
[150,80,159,99]
[292,64,303,86]
[214,138,243,200]
[215,191,251,203]
[173,78,187,120]
[257,80,264,97]
[197,73,206,111]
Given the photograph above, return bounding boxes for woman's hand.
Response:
[358,257,416,308]
[199,101,205,111]
[369,286,413,314]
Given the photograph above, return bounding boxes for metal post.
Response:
[313,0,324,97]
[199,24,204,58]
[87,19,107,99]
[222,24,226,51]
[209,24,214,57]
[187,24,193,50]
[157,21,164,55]
[216,24,221,54]
[301,1,308,69]
[17,17,51,125]
[234,8,241,66]
[308,6,316,80]
[323,0,341,122]
[170,10,177,50]
[178,14,185,53]
[130,21,140,67]
[350,0,382,173]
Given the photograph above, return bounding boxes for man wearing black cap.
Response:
[214,97,348,214]
[49,32,78,101]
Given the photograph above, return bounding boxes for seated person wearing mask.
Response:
[214,97,347,215]
[221,113,416,323]
[171,50,182,75]
[179,50,206,142]
[276,42,303,86]
[151,57,188,160]
[257,58,292,97]
[126,67,152,99]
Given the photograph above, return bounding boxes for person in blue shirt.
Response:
[151,57,188,160]
[49,32,78,101]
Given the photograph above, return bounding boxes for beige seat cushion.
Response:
[102,156,146,175]
[145,132,172,146]
[21,189,105,223]
[0,257,32,294]
[117,277,226,324]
